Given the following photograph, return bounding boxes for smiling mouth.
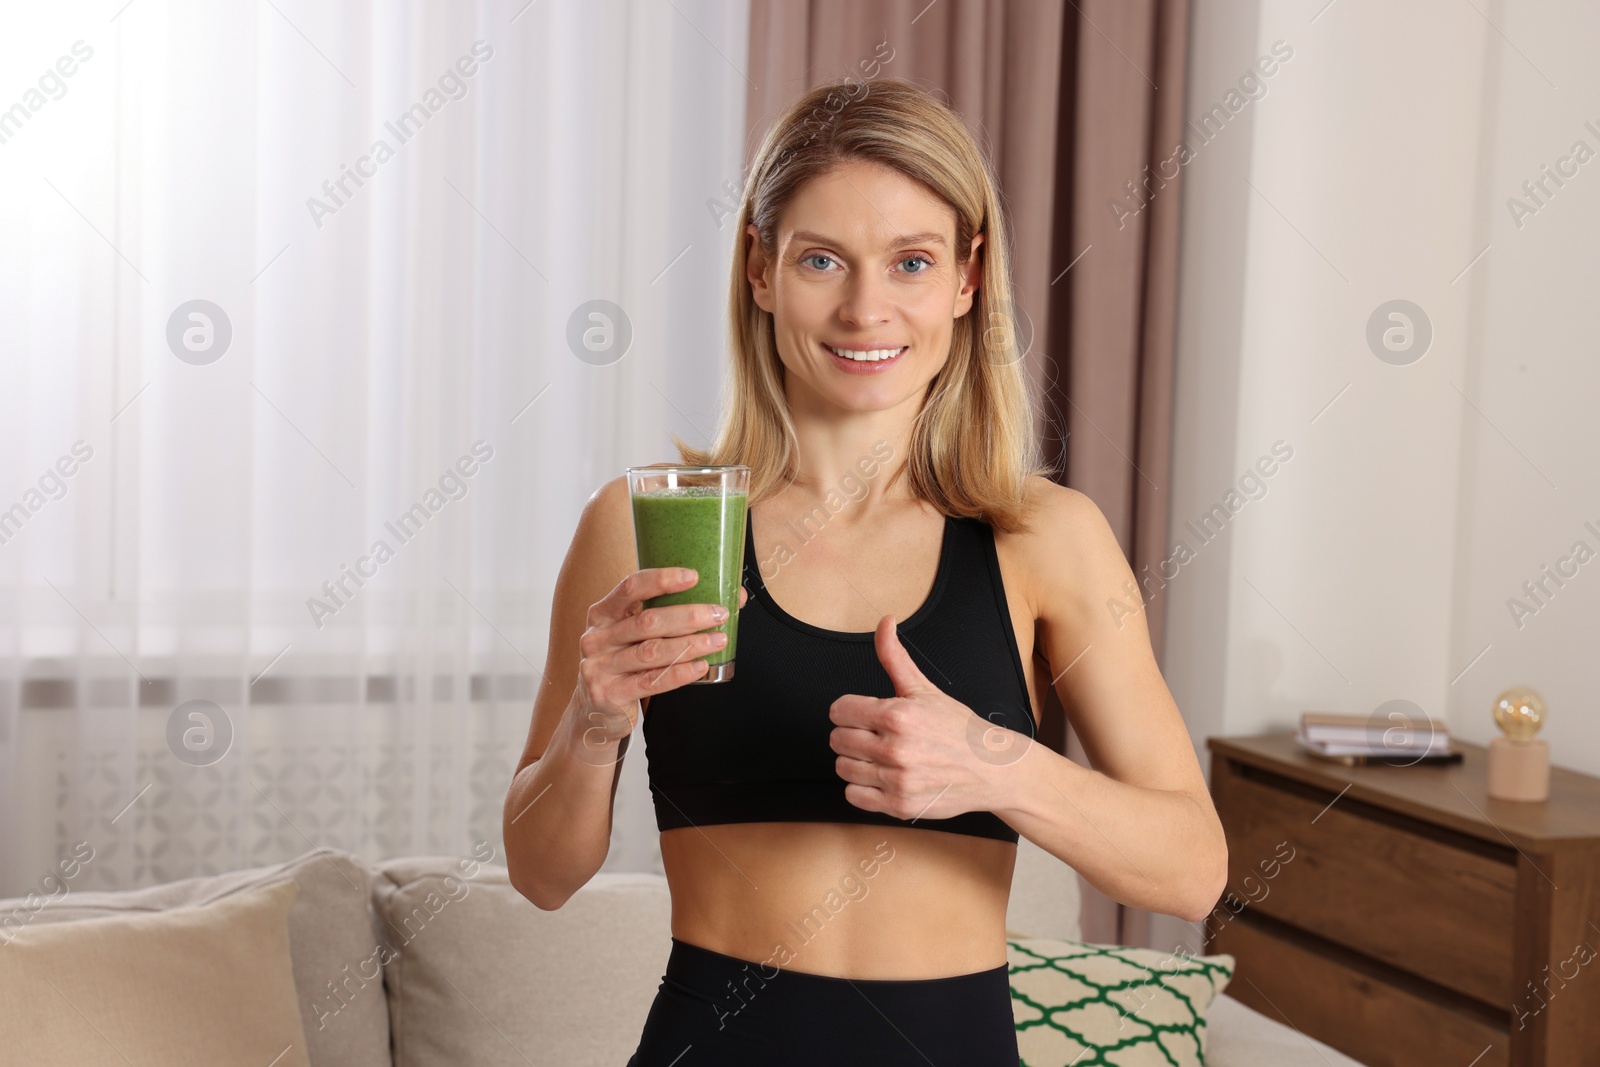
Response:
[824,343,908,364]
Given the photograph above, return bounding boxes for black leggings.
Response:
[625,936,1020,1066]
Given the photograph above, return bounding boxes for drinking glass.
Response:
[625,465,750,683]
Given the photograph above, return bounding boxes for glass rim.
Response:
[625,464,751,474]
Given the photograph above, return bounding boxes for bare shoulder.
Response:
[588,471,634,526]
[999,476,1131,626]
[574,460,686,574]
[574,473,637,572]
[1017,476,1109,537]
[587,459,704,526]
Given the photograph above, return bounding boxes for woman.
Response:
[504,79,1227,1065]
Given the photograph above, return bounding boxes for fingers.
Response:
[619,656,711,702]
[613,597,728,647]
[579,636,714,713]
[591,567,699,630]
[828,724,880,761]
[582,569,742,705]
[828,692,887,726]
[617,627,728,676]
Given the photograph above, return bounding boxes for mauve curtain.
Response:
[742,0,1189,947]
[1047,0,1190,947]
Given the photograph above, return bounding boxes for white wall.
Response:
[1155,0,1597,952]
[1445,3,1600,763]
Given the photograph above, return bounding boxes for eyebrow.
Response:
[789,229,949,250]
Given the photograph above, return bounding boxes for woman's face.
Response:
[746,159,983,415]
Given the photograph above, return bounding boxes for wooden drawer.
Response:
[1214,913,1510,1067]
[1214,761,1517,1006]
[1208,732,1600,1067]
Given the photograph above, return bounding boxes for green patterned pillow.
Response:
[1007,936,1235,1066]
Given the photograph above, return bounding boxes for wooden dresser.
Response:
[1205,733,1600,1067]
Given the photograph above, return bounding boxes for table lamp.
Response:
[1487,685,1549,802]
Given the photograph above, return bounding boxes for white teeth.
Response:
[827,345,904,362]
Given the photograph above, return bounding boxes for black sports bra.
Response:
[641,506,1038,843]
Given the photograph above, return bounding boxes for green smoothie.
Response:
[630,488,748,671]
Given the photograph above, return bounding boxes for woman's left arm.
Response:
[829,483,1228,921]
[994,483,1227,922]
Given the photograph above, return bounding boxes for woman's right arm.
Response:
[502,474,734,909]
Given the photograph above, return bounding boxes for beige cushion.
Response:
[0,879,312,1066]
[0,846,390,1067]
[1006,830,1082,941]
[373,857,672,1067]
[1207,994,1368,1066]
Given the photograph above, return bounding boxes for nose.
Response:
[836,269,892,329]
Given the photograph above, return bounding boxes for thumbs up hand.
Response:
[829,615,1031,823]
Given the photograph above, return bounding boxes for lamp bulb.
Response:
[1492,686,1545,743]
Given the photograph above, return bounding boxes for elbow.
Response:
[508,866,572,912]
[503,833,604,911]
[525,888,571,912]
[503,831,570,912]
[1164,791,1228,924]
[1175,831,1229,924]
[1175,881,1225,925]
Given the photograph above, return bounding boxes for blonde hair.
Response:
[674,78,1053,532]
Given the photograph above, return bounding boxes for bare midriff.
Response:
[659,820,1017,979]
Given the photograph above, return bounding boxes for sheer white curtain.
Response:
[0,0,750,896]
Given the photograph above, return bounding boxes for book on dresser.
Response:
[1205,732,1600,1067]
[1295,710,1455,761]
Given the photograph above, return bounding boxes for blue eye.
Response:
[803,254,835,270]
[901,256,931,274]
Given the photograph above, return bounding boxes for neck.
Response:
[780,377,922,511]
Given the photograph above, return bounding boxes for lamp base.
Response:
[1487,737,1549,802]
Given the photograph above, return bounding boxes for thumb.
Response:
[875,615,934,697]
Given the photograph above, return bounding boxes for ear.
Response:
[745,223,774,314]
[954,230,984,318]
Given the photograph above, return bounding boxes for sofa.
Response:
[0,834,1364,1066]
